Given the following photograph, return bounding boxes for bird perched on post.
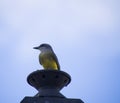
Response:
[33,43,60,70]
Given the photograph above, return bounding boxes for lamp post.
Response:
[21,70,84,103]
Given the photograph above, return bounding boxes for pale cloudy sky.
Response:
[0,0,120,103]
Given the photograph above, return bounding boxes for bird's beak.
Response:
[33,47,39,49]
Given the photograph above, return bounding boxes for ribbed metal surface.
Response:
[27,70,71,90]
[21,70,84,103]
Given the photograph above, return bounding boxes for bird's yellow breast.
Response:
[39,52,58,70]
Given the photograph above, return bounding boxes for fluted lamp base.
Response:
[27,70,71,97]
[21,70,84,103]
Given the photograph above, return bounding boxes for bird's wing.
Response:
[39,52,60,70]
[49,52,60,70]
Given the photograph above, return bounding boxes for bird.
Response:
[33,43,60,70]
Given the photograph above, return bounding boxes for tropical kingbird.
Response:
[33,43,60,70]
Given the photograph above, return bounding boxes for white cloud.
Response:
[0,0,117,33]
[0,0,119,62]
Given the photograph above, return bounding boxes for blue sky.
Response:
[0,0,120,103]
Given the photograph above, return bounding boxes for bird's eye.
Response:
[40,44,51,48]
[40,44,44,47]
[40,44,47,47]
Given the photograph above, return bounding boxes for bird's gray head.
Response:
[33,43,53,52]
